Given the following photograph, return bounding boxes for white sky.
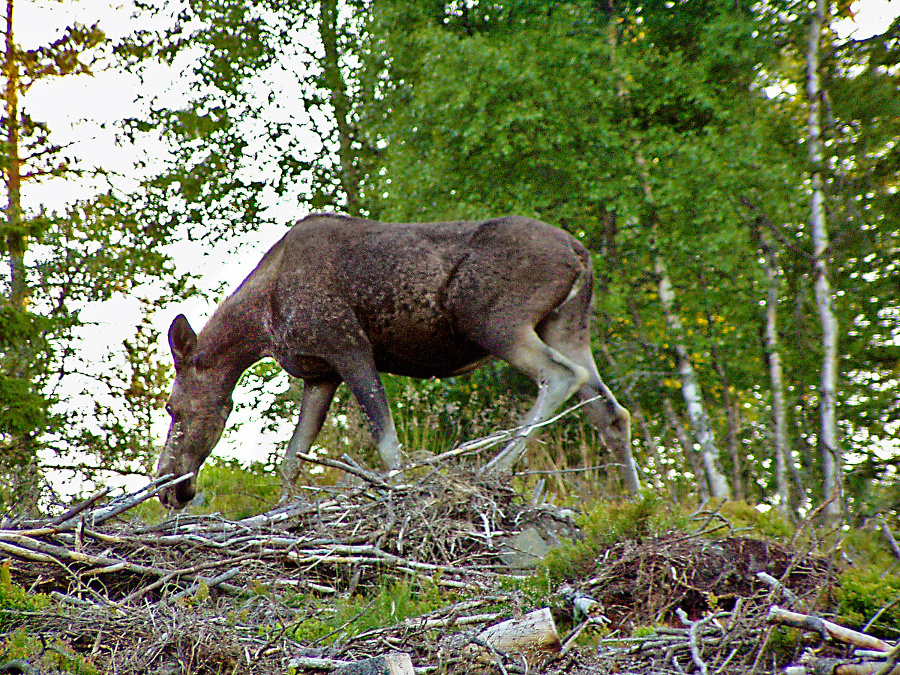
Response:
[12,0,900,488]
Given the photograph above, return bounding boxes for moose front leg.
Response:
[337,353,403,472]
[281,376,340,501]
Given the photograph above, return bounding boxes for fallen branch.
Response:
[767,606,892,653]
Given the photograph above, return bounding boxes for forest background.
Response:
[1,0,898,523]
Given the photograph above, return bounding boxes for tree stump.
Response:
[474,607,561,664]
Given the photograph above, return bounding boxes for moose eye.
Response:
[165,403,174,417]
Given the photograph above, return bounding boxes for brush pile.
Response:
[0,471,893,674]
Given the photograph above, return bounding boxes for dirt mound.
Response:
[581,534,831,627]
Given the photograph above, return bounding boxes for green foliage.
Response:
[0,563,50,623]
[837,568,900,639]
[545,495,689,582]
[718,502,795,541]
[136,457,281,522]
[0,307,51,441]
[287,579,450,644]
[0,628,99,675]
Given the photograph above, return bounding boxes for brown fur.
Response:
[157,214,640,508]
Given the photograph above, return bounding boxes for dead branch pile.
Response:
[0,472,889,675]
[0,471,575,674]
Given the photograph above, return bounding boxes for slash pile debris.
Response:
[0,470,894,674]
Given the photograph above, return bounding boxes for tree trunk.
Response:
[756,221,792,516]
[604,2,730,500]
[710,341,744,501]
[653,253,731,499]
[318,0,360,216]
[805,0,842,520]
[475,607,561,662]
[663,397,710,503]
[3,0,25,308]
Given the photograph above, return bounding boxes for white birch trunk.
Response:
[759,227,792,516]
[654,254,731,499]
[663,397,710,502]
[806,0,842,520]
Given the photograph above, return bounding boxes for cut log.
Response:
[331,652,414,675]
[785,660,900,675]
[474,607,561,663]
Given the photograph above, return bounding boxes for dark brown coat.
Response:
[157,214,639,507]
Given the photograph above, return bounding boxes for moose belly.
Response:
[369,320,490,379]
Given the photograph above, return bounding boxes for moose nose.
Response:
[159,478,196,509]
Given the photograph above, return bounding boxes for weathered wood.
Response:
[475,607,561,661]
[785,660,900,675]
[331,652,414,675]
[767,606,892,652]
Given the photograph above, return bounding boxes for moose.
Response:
[156,214,641,508]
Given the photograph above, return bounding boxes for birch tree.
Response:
[805,0,842,519]
[652,250,732,499]
[755,218,792,516]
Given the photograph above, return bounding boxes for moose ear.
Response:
[168,314,197,369]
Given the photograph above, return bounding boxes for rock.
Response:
[500,526,551,568]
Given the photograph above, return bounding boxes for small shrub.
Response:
[0,561,49,625]
[837,568,900,639]
[545,495,689,582]
[0,628,99,675]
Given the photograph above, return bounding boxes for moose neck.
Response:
[193,292,270,390]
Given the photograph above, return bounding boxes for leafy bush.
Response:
[0,563,95,673]
[0,628,99,675]
[837,568,900,639]
[0,561,49,623]
[544,494,689,582]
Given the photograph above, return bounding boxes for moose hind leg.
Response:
[541,321,641,495]
[281,376,340,501]
[574,355,640,496]
[482,330,589,474]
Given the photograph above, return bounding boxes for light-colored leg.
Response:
[543,336,640,495]
[482,330,588,474]
[337,354,403,472]
[574,359,640,495]
[281,377,340,500]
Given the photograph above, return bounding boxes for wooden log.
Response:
[786,660,900,675]
[331,653,414,675]
[475,607,561,662]
[767,606,892,653]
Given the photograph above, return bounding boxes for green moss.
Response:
[837,568,900,639]
[545,494,689,582]
[718,502,794,540]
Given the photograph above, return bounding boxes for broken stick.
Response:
[767,606,892,653]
